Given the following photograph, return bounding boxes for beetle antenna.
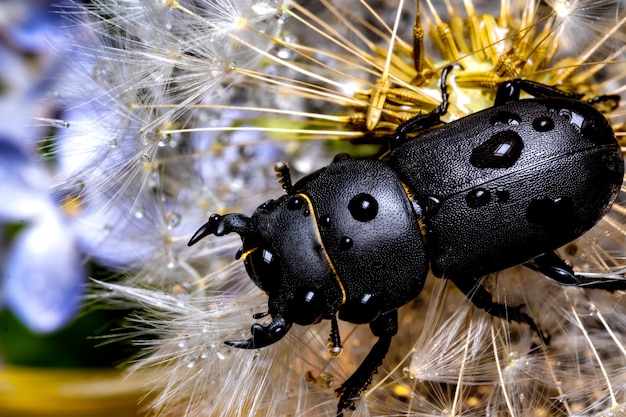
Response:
[274,161,293,193]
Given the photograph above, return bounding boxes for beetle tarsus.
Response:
[586,94,620,112]
[225,315,292,349]
[335,311,398,416]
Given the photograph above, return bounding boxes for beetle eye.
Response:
[242,246,281,293]
[288,288,323,325]
[348,193,378,222]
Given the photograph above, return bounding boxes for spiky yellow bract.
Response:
[53,0,626,416]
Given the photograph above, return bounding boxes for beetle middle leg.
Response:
[335,310,398,417]
[450,276,549,344]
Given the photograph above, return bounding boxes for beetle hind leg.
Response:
[526,251,626,291]
[494,78,584,106]
[451,277,550,344]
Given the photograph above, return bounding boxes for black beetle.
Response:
[188,66,624,416]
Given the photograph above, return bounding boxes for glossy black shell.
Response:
[291,158,428,323]
[391,98,624,279]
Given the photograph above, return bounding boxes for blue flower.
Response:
[0,137,85,333]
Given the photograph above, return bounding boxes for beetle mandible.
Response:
[188,66,624,416]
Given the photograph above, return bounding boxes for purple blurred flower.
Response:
[0,137,85,333]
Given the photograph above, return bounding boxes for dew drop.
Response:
[339,236,353,250]
[402,367,416,380]
[466,188,491,208]
[532,116,555,132]
[559,109,585,130]
[93,62,113,87]
[319,215,331,226]
[348,193,378,222]
[287,196,304,210]
[158,133,172,147]
[164,210,182,229]
[470,130,524,168]
[262,249,274,264]
[490,111,521,126]
[326,343,343,357]
[166,256,177,269]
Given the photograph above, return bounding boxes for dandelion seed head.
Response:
[46,0,626,415]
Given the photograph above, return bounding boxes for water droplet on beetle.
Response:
[466,188,491,208]
[327,343,343,357]
[262,249,274,264]
[532,116,555,132]
[339,237,353,250]
[288,196,303,210]
[470,130,524,168]
[490,111,521,126]
[348,193,378,222]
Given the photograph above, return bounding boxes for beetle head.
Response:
[188,190,345,348]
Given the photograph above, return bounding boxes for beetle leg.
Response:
[187,213,250,246]
[494,78,584,106]
[526,251,626,291]
[335,310,398,417]
[451,277,549,344]
[224,314,292,349]
[389,65,454,149]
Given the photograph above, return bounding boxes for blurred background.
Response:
[0,1,148,416]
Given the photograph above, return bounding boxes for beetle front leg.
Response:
[335,310,398,417]
[526,251,626,291]
[451,276,549,344]
[225,314,293,349]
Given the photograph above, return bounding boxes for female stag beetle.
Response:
[188,66,624,416]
